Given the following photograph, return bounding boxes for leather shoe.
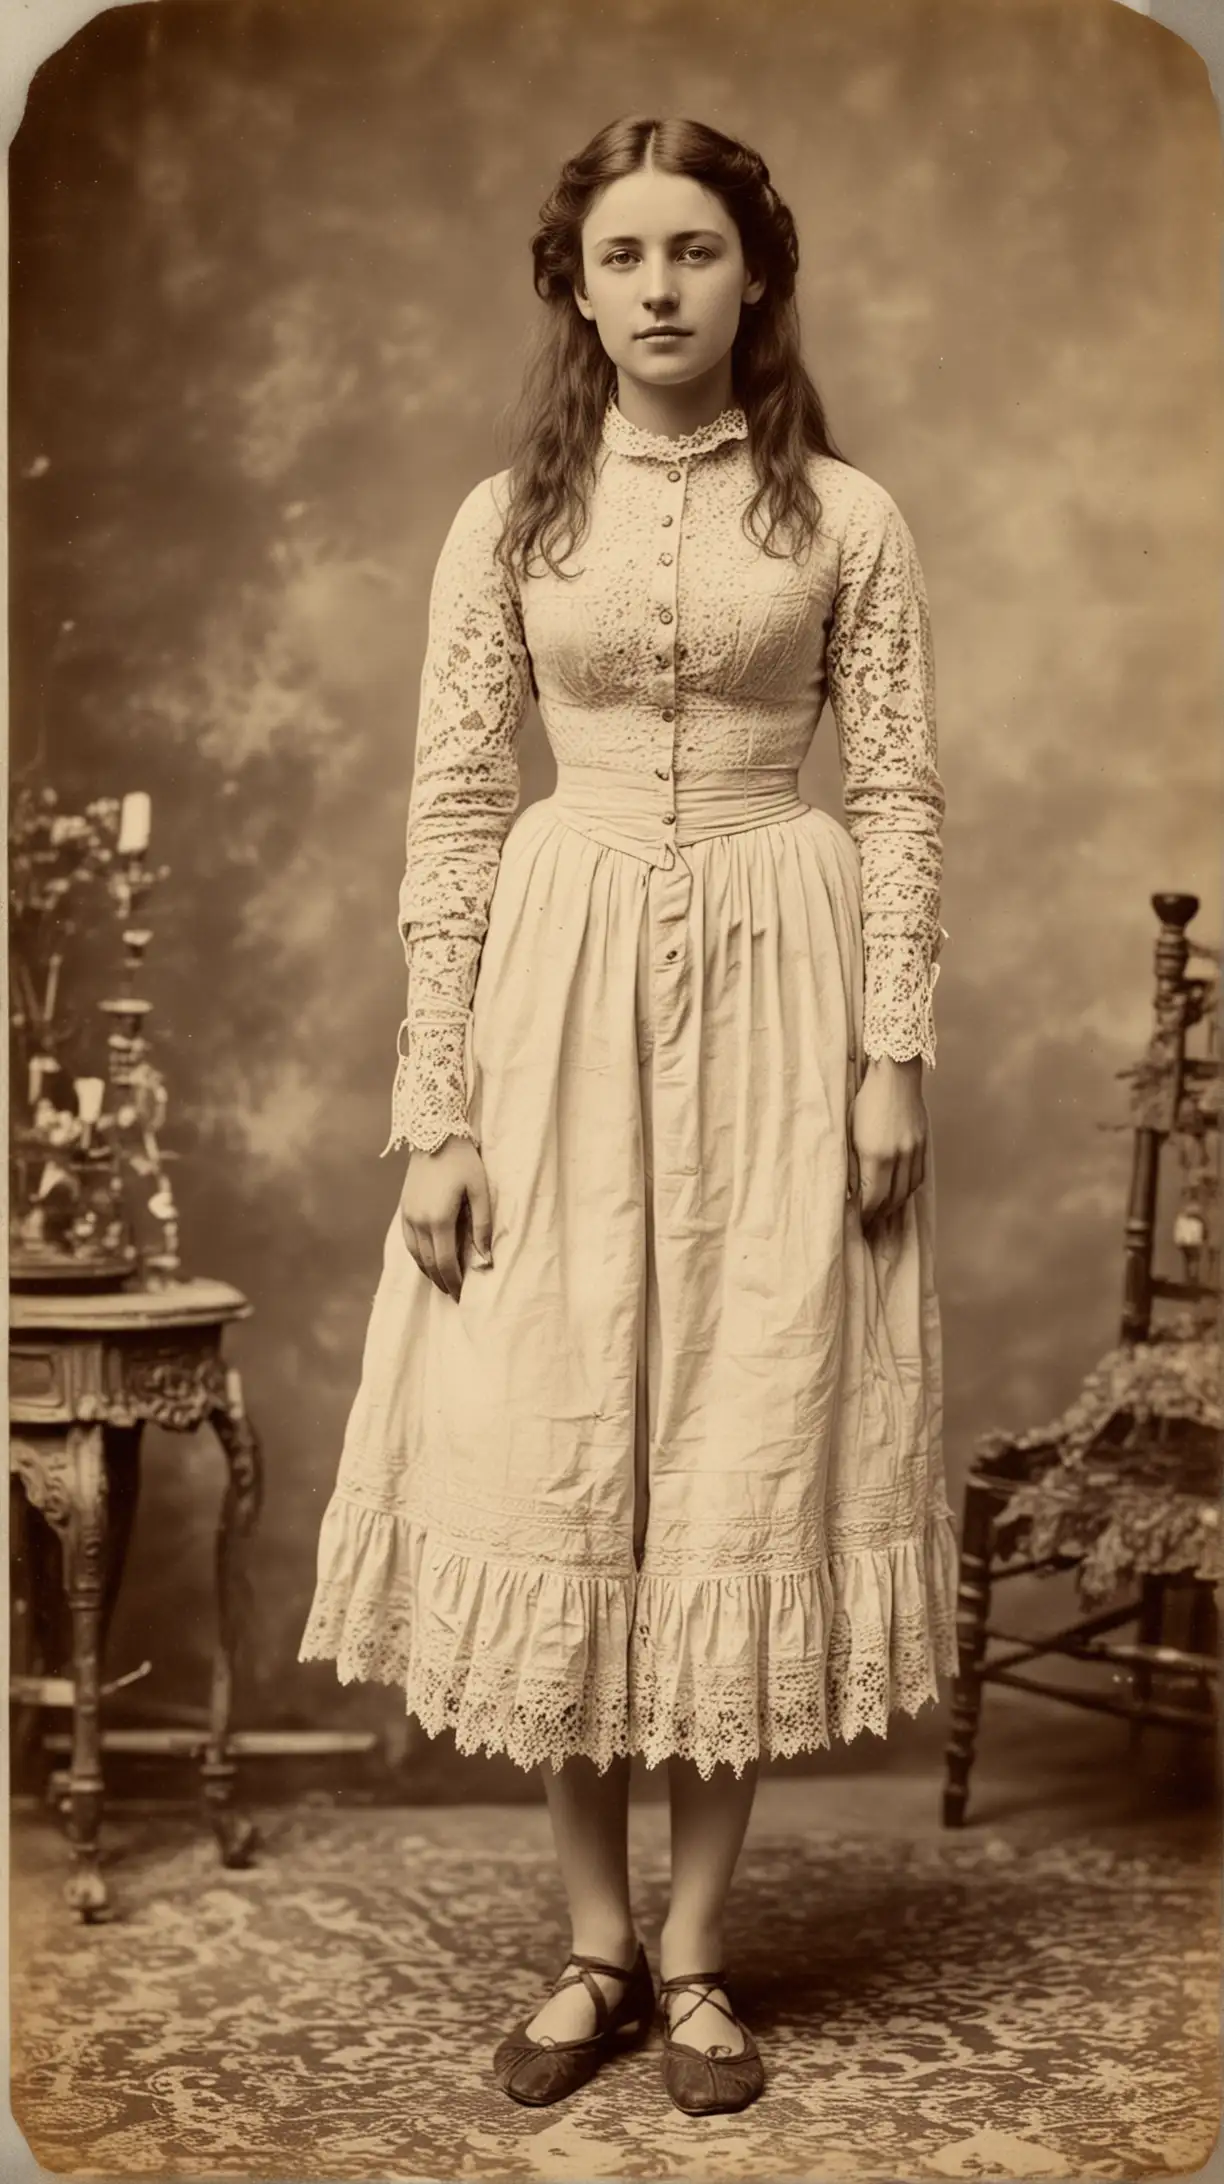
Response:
[658,1968,764,2115]
[492,1942,655,2106]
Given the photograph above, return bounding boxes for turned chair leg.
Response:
[1183,1579,1220,1799]
[1128,1574,1167,1753]
[942,1476,996,1828]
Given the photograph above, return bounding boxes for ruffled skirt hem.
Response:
[297,1494,962,1781]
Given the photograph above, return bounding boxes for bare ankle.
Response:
[569,1916,638,1966]
[659,1917,724,1978]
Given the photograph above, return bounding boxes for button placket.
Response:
[652,457,688,847]
[645,456,692,1013]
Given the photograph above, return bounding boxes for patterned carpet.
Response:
[10,1801,1220,2183]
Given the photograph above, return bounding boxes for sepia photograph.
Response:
[6,1,1222,2179]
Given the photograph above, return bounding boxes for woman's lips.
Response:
[636,328,692,339]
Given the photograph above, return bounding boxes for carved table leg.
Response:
[56,1425,113,1919]
[10,1478,50,1786]
[12,1428,142,1823]
[11,1424,113,1916]
[203,1367,264,1868]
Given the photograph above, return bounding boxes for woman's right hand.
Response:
[400,1136,493,1303]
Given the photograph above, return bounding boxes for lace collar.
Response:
[601,400,749,464]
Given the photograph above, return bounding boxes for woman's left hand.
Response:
[849,1055,929,1228]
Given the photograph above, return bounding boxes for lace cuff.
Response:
[380,1019,477,1158]
[861,927,949,1070]
[378,929,482,1159]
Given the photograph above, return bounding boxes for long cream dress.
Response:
[299,400,959,1779]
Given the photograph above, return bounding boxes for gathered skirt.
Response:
[298,762,961,1779]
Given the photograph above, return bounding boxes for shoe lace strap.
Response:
[659,1970,739,2036]
[551,1949,639,2032]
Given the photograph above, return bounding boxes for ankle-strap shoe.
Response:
[493,1942,655,2106]
[658,1967,764,2115]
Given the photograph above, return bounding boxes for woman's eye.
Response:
[600,246,714,268]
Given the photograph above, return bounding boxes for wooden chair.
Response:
[942,893,1221,1827]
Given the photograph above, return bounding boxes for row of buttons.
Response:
[660,439,684,947]
[654,463,688,843]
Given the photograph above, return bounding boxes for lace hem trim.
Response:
[297,1499,961,1780]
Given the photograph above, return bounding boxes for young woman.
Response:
[301,114,958,2118]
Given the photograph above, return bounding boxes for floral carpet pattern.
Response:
[10,1803,1220,2183]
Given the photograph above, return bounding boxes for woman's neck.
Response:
[613,359,737,440]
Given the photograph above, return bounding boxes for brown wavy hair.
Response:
[496,115,847,579]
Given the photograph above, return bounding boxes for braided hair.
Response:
[497,115,848,580]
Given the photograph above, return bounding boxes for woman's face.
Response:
[575,166,764,394]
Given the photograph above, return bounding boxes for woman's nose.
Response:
[642,256,680,307]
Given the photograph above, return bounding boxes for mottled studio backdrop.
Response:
[10,0,1221,1786]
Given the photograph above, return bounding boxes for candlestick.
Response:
[27,1055,58,1108]
[74,1078,106,1126]
[117,791,151,857]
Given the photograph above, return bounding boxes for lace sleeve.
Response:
[380,476,530,1158]
[826,480,947,1069]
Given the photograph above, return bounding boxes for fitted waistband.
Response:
[549,762,809,866]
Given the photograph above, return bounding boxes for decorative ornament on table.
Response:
[9,778,185,1292]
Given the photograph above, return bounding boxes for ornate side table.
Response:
[8,1278,264,1919]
